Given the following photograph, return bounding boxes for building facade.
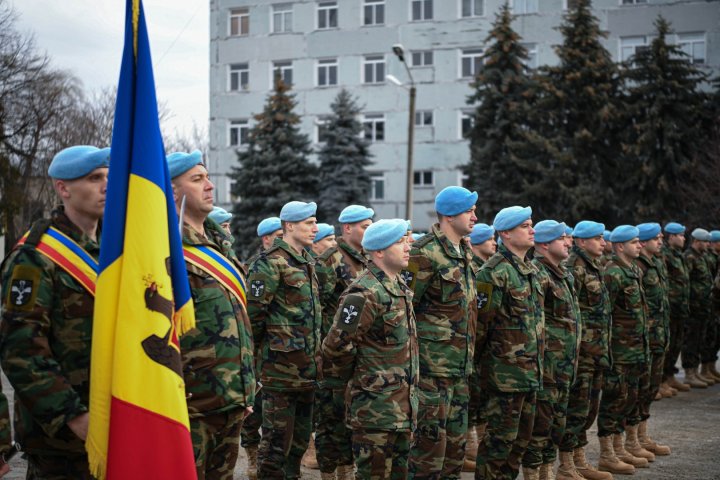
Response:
[209,0,720,231]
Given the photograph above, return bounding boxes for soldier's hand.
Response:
[241,406,253,420]
[67,413,90,441]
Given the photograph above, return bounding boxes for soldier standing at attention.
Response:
[321,219,419,480]
[245,217,283,268]
[474,206,543,480]
[469,224,497,268]
[311,223,337,258]
[560,221,612,480]
[522,221,581,480]
[208,206,233,236]
[599,230,613,269]
[700,231,720,382]
[168,151,256,480]
[247,201,322,480]
[0,146,109,479]
[405,186,478,479]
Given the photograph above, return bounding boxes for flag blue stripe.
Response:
[47,228,99,272]
[194,246,246,291]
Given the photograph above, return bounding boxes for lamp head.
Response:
[392,44,406,62]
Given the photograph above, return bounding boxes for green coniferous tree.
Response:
[316,89,373,224]
[230,76,317,259]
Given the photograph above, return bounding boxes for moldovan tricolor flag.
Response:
[86,1,197,478]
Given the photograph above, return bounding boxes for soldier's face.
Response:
[667,233,685,249]
[472,238,497,258]
[549,235,570,260]
[450,206,477,236]
[287,217,318,247]
[506,220,535,250]
[382,236,411,271]
[346,219,372,247]
[564,234,573,249]
[642,236,662,255]
[56,167,109,221]
[714,243,720,254]
[604,241,613,253]
[173,165,214,217]
[620,238,642,258]
[262,230,283,250]
[312,235,337,256]
[578,235,605,258]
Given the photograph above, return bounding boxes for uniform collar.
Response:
[571,245,602,271]
[51,207,100,252]
[274,237,312,264]
[368,262,407,298]
[534,253,567,279]
[499,243,537,275]
[338,237,368,265]
[430,223,474,262]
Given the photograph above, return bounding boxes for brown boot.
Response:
[336,464,354,479]
[245,446,258,480]
[574,447,613,479]
[463,457,477,473]
[624,425,655,462]
[598,436,635,475]
[523,467,541,480]
[659,383,674,398]
[320,472,336,480]
[613,433,648,468]
[463,425,478,471]
[667,375,690,392]
[555,451,584,479]
[701,363,720,383]
[697,365,716,385]
[638,420,671,456]
[709,362,720,381]
[684,368,708,388]
[301,434,319,469]
[539,462,557,480]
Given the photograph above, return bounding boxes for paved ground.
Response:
[3,368,720,479]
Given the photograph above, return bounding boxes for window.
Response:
[412,50,434,67]
[228,63,249,91]
[229,8,249,36]
[460,110,474,138]
[317,2,338,29]
[460,48,483,78]
[317,58,338,86]
[619,36,647,62]
[461,0,483,17]
[415,110,433,127]
[413,170,434,187]
[272,60,293,86]
[512,0,538,14]
[677,33,706,65]
[411,0,433,21]
[563,0,580,9]
[370,174,385,200]
[363,114,385,142]
[227,178,238,204]
[229,119,250,147]
[363,55,385,84]
[523,43,538,69]
[315,116,332,143]
[621,0,647,5]
[272,3,293,33]
[364,0,385,26]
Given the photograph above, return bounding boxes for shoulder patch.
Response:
[476,281,493,313]
[400,261,420,290]
[484,253,503,269]
[338,294,366,332]
[412,234,434,249]
[5,265,41,311]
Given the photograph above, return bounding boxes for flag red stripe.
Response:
[36,243,96,294]
[183,249,246,304]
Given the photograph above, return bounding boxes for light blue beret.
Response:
[610,225,639,243]
[209,207,232,224]
[167,150,203,178]
[664,222,686,235]
[493,206,532,232]
[604,230,612,240]
[637,222,661,241]
[711,230,720,242]
[48,146,110,180]
[257,217,282,237]
[534,220,567,243]
[314,223,335,243]
[691,228,711,241]
[338,205,374,224]
[572,221,605,239]
[280,201,317,222]
[470,224,494,245]
[362,219,408,252]
[435,186,478,216]
[565,226,574,236]
[411,233,425,241]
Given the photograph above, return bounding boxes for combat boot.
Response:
[539,462,556,480]
[701,363,720,383]
[335,464,354,479]
[653,391,663,401]
[667,375,690,392]
[301,434,319,469]
[523,467,541,480]
[245,446,258,480]
[613,433,648,468]
[683,368,708,388]
[463,425,478,472]
[658,382,674,398]
[624,425,655,462]
[697,365,716,385]
[555,451,584,480]
[638,420,671,456]
[598,436,635,475]
[574,447,613,480]
[709,362,720,381]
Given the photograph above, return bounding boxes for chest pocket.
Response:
[282,267,308,307]
[382,308,409,345]
[439,269,464,303]
[624,284,641,311]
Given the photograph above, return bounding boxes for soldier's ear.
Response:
[54,179,70,199]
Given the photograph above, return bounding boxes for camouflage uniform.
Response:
[0,208,95,479]
[560,246,611,453]
[598,255,649,437]
[701,251,719,365]
[321,262,419,480]
[0,392,11,466]
[522,254,580,469]
[682,247,713,370]
[474,244,544,480]
[247,237,322,479]
[403,224,477,479]
[661,245,690,380]
[181,220,256,480]
[469,255,486,427]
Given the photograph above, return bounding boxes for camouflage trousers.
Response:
[560,367,604,452]
[522,385,570,468]
[636,352,664,424]
[408,377,469,479]
[681,313,709,369]
[475,389,536,480]
[597,363,644,437]
[352,429,411,480]
[315,386,353,474]
[258,388,314,480]
[240,389,263,449]
[663,314,686,378]
[469,365,484,426]
[701,317,719,363]
[25,453,91,480]
[190,410,244,480]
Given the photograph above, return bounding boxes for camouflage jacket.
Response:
[684,247,713,317]
[403,224,477,378]
[662,246,690,320]
[476,244,544,392]
[316,238,368,339]
[0,392,10,456]
[635,253,669,353]
[533,254,581,387]
[0,209,95,455]
[604,255,649,365]
[472,255,485,270]
[705,251,719,279]
[247,238,322,391]
[180,221,255,417]
[321,262,419,432]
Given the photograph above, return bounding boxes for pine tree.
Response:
[316,89,373,224]
[229,76,317,259]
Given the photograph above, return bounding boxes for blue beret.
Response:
[338,205,374,224]
[362,219,408,251]
[565,226,574,236]
[435,186,478,216]
[664,222,686,235]
[637,222,661,241]
[493,206,532,232]
[280,201,317,222]
[610,225,640,243]
[209,207,232,224]
[48,146,110,180]
[691,228,711,241]
[711,230,720,242]
[167,150,203,179]
[469,224,494,245]
[257,217,282,237]
[572,220,606,239]
[411,233,425,241]
[534,220,567,243]
[314,223,335,243]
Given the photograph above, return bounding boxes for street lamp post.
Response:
[390,44,416,222]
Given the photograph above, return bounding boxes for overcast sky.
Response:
[12,0,209,135]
